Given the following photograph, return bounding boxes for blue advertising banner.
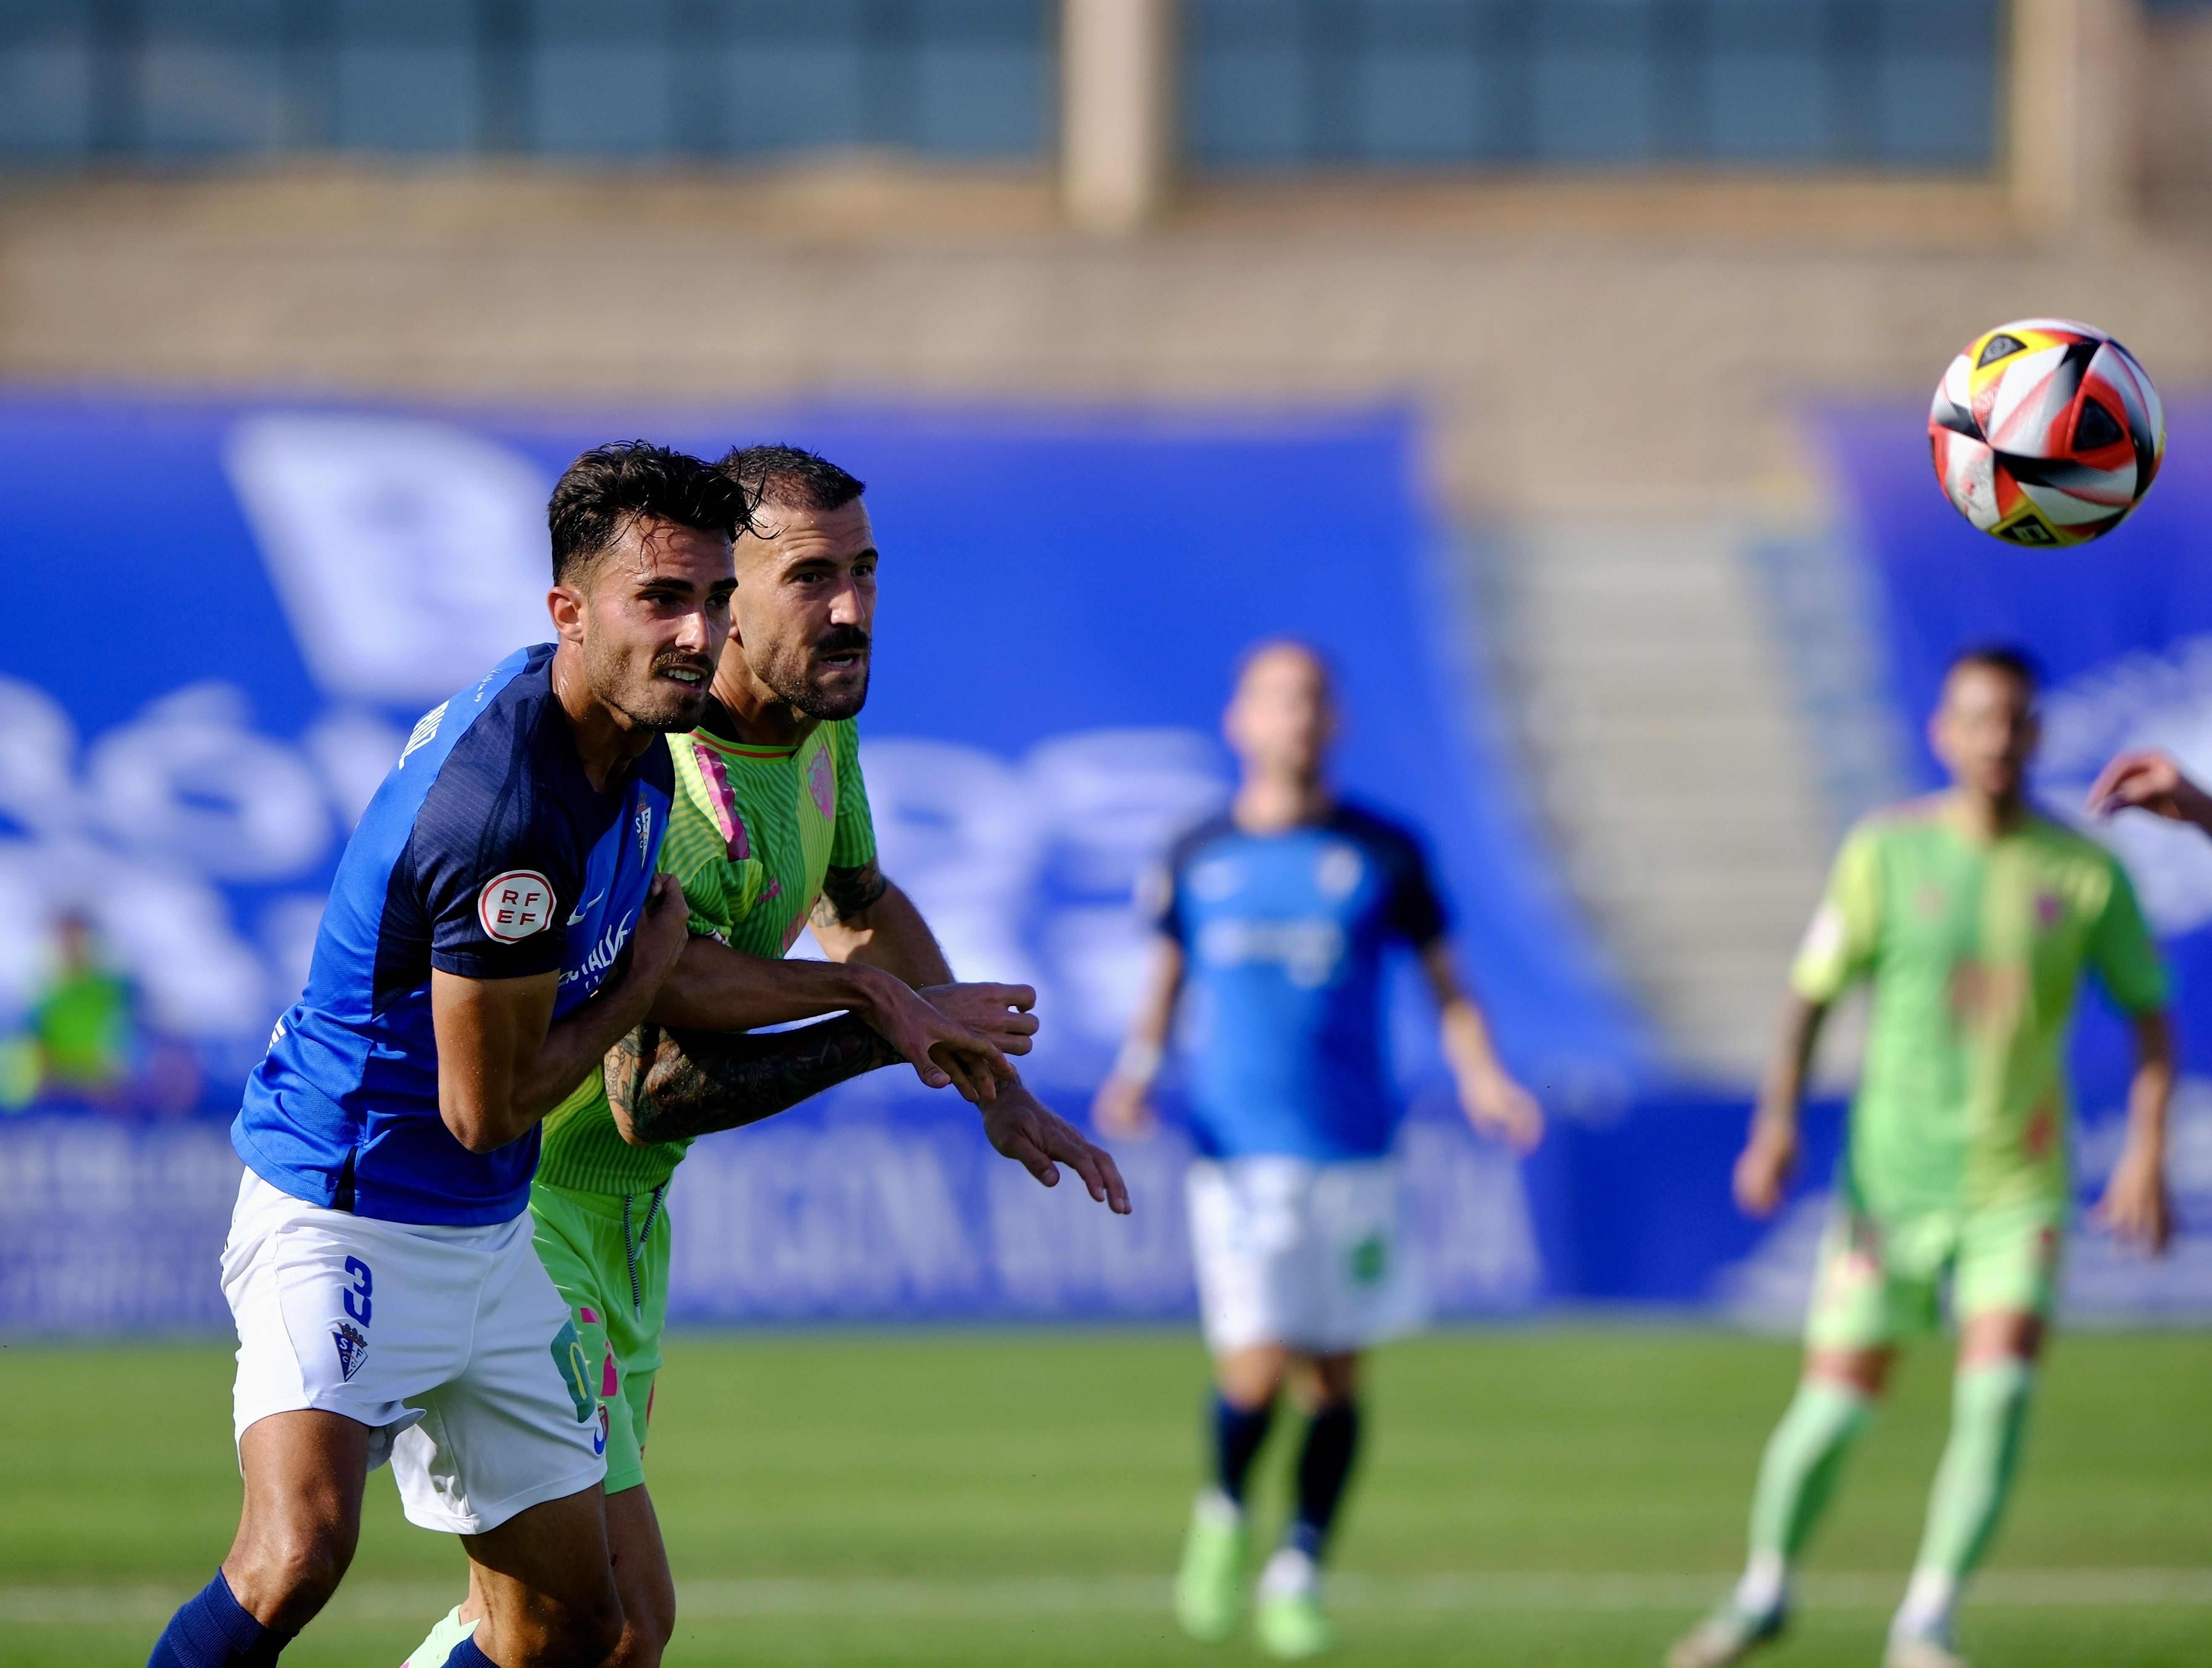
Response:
[0,392,1669,1329]
[0,395,1646,1104]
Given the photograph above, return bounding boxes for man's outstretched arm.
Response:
[647,931,1020,1103]
[607,1014,901,1146]
[606,1008,1131,1213]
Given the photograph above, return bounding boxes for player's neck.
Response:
[1943,785,2030,843]
[1233,773,1331,835]
[700,670,822,751]
[548,642,659,792]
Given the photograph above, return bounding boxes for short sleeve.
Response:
[2086,857,2169,1014]
[1139,859,1183,944]
[1790,825,1883,1003]
[416,794,579,983]
[1377,825,1449,949]
[830,721,878,871]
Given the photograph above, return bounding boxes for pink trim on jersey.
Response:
[687,736,752,860]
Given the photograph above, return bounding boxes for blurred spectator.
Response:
[0,910,201,1117]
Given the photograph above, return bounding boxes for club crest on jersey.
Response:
[807,744,836,821]
[332,1321,368,1383]
[478,870,554,941]
[634,802,654,870]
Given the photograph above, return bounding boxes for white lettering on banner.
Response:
[0,676,395,1042]
[225,415,554,706]
[862,729,1231,1050]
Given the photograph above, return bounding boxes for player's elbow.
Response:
[440,1101,526,1155]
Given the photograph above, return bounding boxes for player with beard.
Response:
[402,446,1129,1668]
[149,444,739,1668]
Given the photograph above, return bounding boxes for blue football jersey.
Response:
[234,644,675,1226]
[1154,802,1447,1162]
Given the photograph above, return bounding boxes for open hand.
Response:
[983,1083,1132,1214]
[1091,1073,1158,1141]
[919,983,1039,1058]
[1733,1118,1797,1218]
[1461,1065,1544,1153]
[2095,1138,2174,1255]
[858,968,1009,1103]
[2087,748,2212,830]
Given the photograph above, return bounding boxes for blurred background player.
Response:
[2,909,133,1111]
[1095,639,1542,1659]
[403,443,1128,1668]
[1668,647,2176,1668]
[149,444,738,1668]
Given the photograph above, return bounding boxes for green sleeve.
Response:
[1790,824,1882,1003]
[2086,857,2169,1014]
[830,720,878,870]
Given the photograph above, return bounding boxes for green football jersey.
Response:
[1791,798,2167,1215]
[534,717,877,1195]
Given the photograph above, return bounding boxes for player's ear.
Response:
[547,584,587,644]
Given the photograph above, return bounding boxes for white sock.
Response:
[1732,1549,1788,1619]
[1891,1567,1959,1642]
[1258,1546,1318,1602]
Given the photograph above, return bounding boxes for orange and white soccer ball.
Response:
[1929,318,2163,546]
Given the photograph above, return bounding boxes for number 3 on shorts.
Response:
[342,1255,372,1326]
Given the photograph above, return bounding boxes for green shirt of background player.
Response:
[404,447,1129,1668]
[1670,646,2175,1668]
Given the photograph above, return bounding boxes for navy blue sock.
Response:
[1287,1402,1362,1559]
[147,1571,294,1668]
[440,1638,497,1668]
[1211,1391,1276,1506]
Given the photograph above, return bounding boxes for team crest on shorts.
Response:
[595,1404,610,1458]
[332,1321,368,1383]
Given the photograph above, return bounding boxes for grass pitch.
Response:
[3,1327,2207,1667]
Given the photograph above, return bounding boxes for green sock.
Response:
[402,1604,480,1668]
[1912,1358,2037,1583]
[1737,1378,1874,1610]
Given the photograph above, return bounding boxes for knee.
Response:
[543,1594,626,1668]
[228,1521,355,1629]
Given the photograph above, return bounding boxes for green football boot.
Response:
[1255,1547,1335,1659]
[1174,1491,1247,1643]
[1664,1601,1785,1668]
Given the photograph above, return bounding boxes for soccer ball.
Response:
[1928,318,2163,546]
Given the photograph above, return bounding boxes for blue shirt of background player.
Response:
[233,643,674,1227]
[1154,801,1448,1163]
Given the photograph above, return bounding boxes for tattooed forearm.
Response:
[605,1014,902,1146]
[815,858,890,928]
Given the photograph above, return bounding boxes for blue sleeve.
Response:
[1376,821,1448,949]
[413,744,582,984]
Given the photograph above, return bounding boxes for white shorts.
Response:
[1186,1156,1426,1355]
[222,1171,606,1535]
